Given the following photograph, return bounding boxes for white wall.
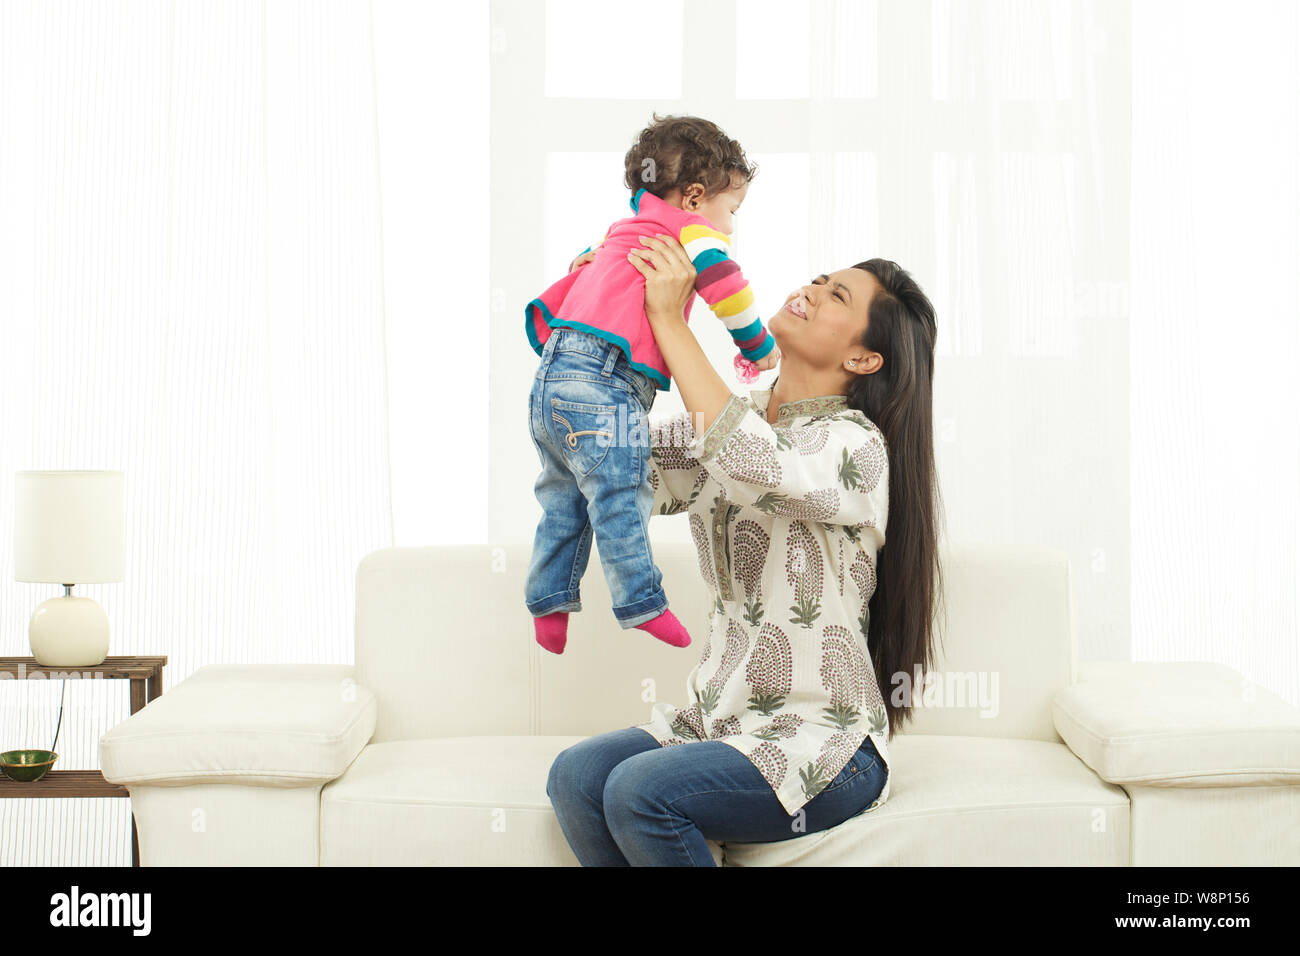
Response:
[1130,1,1299,703]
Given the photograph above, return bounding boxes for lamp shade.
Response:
[14,470,125,584]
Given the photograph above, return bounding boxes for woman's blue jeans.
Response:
[546,727,887,866]
[525,327,666,627]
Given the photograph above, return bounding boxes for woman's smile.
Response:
[784,292,809,320]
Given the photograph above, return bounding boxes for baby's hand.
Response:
[568,249,597,273]
[752,342,781,372]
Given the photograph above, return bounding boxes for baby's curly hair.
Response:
[623,114,757,201]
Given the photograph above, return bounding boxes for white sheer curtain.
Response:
[1131,0,1299,705]
[0,0,393,865]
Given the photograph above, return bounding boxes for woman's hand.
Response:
[627,233,732,434]
[627,234,696,325]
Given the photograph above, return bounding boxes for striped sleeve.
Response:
[679,223,775,361]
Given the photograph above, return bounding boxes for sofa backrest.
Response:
[899,543,1076,743]
[354,539,1075,745]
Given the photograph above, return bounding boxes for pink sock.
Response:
[636,608,691,648]
[535,611,569,655]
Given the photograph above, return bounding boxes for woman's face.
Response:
[767,267,882,375]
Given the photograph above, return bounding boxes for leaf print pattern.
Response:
[712,430,782,489]
[654,468,708,515]
[797,754,835,801]
[649,470,683,515]
[785,523,823,628]
[753,712,804,741]
[697,631,712,669]
[732,520,768,599]
[771,487,840,522]
[670,703,707,741]
[866,701,888,735]
[649,420,710,514]
[733,519,769,625]
[849,550,878,639]
[744,622,793,716]
[849,549,878,602]
[838,446,864,491]
[710,715,742,738]
[652,442,696,474]
[689,513,717,591]
[789,423,828,456]
[750,740,789,795]
[833,530,846,596]
[803,728,869,802]
[690,469,708,499]
[635,387,893,819]
[702,620,750,716]
[819,624,874,730]
[852,436,887,493]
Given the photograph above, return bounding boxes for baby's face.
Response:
[693,180,749,236]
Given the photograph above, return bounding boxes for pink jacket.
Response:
[525,188,774,390]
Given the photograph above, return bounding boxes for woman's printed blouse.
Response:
[637,385,893,818]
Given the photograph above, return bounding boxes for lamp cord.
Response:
[50,679,65,754]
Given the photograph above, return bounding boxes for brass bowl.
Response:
[0,750,58,783]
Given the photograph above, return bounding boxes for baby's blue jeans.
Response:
[547,727,887,866]
[525,327,666,627]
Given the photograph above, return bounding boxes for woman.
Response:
[545,233,944,866]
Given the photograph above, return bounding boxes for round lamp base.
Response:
[29,596,109,667]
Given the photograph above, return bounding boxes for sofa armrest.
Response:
[100,664,377,788]
[1051,661,1300,787]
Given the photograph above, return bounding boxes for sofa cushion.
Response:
[319,736,723,866]
[1052,661,1300,787]
[320,734,1128,866]
[723,734,1130,865]
[100,664,377,787]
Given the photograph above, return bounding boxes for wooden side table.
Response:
[0,655,166,867]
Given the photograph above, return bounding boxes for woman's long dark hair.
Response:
[849,259,946,738]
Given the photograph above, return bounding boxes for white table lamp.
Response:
[14,470,125,666]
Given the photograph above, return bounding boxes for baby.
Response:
[524,113,778,654]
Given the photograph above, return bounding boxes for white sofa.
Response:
[99,541,1300,866]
